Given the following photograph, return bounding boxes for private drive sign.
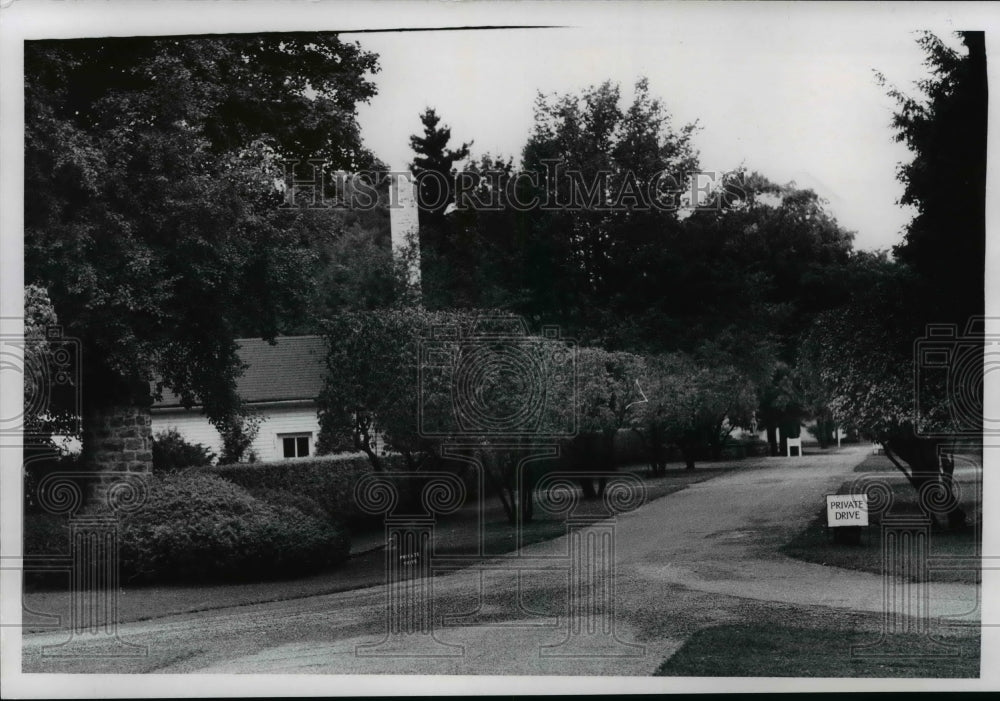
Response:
[826,494,869,527]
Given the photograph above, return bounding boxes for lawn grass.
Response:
[654,623,980,677]
[782,453,981,584]
[852,453,899,472]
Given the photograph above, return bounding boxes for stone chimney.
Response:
[389,172,421,292]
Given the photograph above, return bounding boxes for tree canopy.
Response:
[411,85,856,460]
[25,34,381,461]
[883,31,987,319]
[410,107,472,224]
[804,31,986,528]
[414,85,855,360]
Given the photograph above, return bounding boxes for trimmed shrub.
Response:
[213,454,406,525]
[152,428,216,471]
[118,470,349,583]
[245,487,331,524]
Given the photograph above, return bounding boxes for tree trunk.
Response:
[681,444,696,470]
[360,442,384,472]
[766,425,778,456]
[651,427,666,474]
[634,426,666,475]
[481,452,515,523]
[815,419,828,449]
[940,452,967,529]
[354,415,383,471]
[596,429,615,496]
[518,473,534,523]
[884,436,966,529]
[575,432,603,499]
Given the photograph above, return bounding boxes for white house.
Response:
[151,335,327,462]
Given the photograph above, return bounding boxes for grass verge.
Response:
[655,624,980,677]
[781,453,981,584]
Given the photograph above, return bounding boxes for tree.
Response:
[673,172,855,360]
[756,362,807,456]
[568,348,646,496]
[449,328,576,525]
[24,35,381,471]
[674,172,856,453]
[22,285,82,458]
[405,79,705,340]
[316,308,455,473]
[518,78,700,342]
[409,108,472,224]
[881,31,986,320]
[806,32,987,530]
[797,344,840,449]
[317,309,578,524]
[407,108,474,314]
[409,108,471,301]
[310,212,420,318]
[803,254,967,528]
[422,154,530,310]
[422,82,856,374]
[632,353,756,471]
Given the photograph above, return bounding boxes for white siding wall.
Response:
[249,404,322,462]
[151,403,321,463]
[151,409,225,459]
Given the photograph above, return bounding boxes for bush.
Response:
[152,428,216,471]
[245,487,331,524]
[23,512,71,590]
[213,453,410,525]
[719,434,770,459]
[118,470,349,583]
[24,512,70,555]
[612,429,649,465]
[23,451,78,513]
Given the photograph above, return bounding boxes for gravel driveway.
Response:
[21,445,979,675]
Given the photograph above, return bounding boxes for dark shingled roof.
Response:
[153,336,327,408]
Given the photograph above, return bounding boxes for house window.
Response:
[280,433,311,458]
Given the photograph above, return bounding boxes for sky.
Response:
[351,7,967,252]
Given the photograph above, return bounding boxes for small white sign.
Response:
[826,494,869,527]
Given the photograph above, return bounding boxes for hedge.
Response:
[568,430,771,469]
[212,453,417,525]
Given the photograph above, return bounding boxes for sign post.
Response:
[826,493,869,545]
